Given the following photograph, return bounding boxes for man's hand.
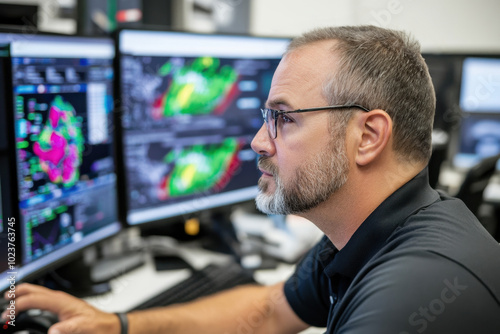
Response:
[3,283,120,334]
[3,281,307,334]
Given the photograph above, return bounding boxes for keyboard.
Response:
[131,261,257,310]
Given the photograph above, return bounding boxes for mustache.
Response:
[258,156,278,175]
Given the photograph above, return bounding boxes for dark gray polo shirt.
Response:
[284,168,500,333]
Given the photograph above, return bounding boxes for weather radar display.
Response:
[158,138,242,200]
[32,95,84,187]
[118,30,288,225]
[153,57,239,118]
[10,36,120,267]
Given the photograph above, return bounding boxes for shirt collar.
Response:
[323,167,440,279]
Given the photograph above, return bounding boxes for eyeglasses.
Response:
[260,104,370,139]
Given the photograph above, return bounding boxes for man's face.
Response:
[251,42,350,215]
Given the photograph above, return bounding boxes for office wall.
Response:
[250,0,500,53]
[0,0,76,34]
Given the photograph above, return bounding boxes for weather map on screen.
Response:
[32,95,84,187]
[118,30,289,225]
[158,138,242,200]
[152,57,239,119]
[10,36,121,274]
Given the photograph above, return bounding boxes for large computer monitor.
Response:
[459,57,500,113]
[6,34,121,287]
[453,113,500,169]
[453,56,500,169]
[116,29,289,226]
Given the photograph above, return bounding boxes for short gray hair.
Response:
[287,25,436,163]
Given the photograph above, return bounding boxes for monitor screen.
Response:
[459,57,500,113]
[453,113,500,169]
[117,30,289,226]
[8,35,121,283]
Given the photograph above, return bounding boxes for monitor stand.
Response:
[35,256,112,298]
[34,247,146,298]
[200,210,242,261]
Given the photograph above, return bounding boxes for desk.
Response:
[84,245,233,312]
[439,165,500,204]
[84,245,326,334]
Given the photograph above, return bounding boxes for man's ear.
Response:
[354,109,392,166]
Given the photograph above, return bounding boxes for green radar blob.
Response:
[152,57,239,118]
[158,138,241,199]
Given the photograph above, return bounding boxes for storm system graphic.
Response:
[32,95,84,187]
[120,53,275,211]
[158,138,242,199]
[152,57,239,119]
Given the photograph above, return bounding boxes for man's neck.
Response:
[300,161,426,250]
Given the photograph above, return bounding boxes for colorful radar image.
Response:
[158,138,242,200]
[122,53,271,209]
[31,95,84,188]
[152,57,239,119]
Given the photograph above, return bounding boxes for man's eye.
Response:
[280,114,294,123]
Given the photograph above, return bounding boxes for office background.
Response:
[251,0,500,53]
[4,0,500,54]
[0,1,499,333]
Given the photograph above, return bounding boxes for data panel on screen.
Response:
[118,30,289,225]
[460,57,500,113]
[9,35,121,279]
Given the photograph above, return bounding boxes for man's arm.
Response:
[7,282,309,334]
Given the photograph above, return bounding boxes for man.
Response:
[5,25,500,333]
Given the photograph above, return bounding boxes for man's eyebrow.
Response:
[266,99,291,110]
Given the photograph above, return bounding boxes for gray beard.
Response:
[255,139,349,215]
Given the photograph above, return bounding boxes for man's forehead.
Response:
[266,41,337,108]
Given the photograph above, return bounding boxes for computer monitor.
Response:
[7,34,121,286]
[116,29,289,226]
[453,56,500,170]
[453,113,500,169]
[459,57,500,113]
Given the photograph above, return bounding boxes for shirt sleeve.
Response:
[284,236,333,327]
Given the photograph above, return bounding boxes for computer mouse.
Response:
[3,309,58,334]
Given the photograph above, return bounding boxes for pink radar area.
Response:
[49,104,62,127]
[62,144,80,183]
[32,96,85,187]
[34,132,67,165]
